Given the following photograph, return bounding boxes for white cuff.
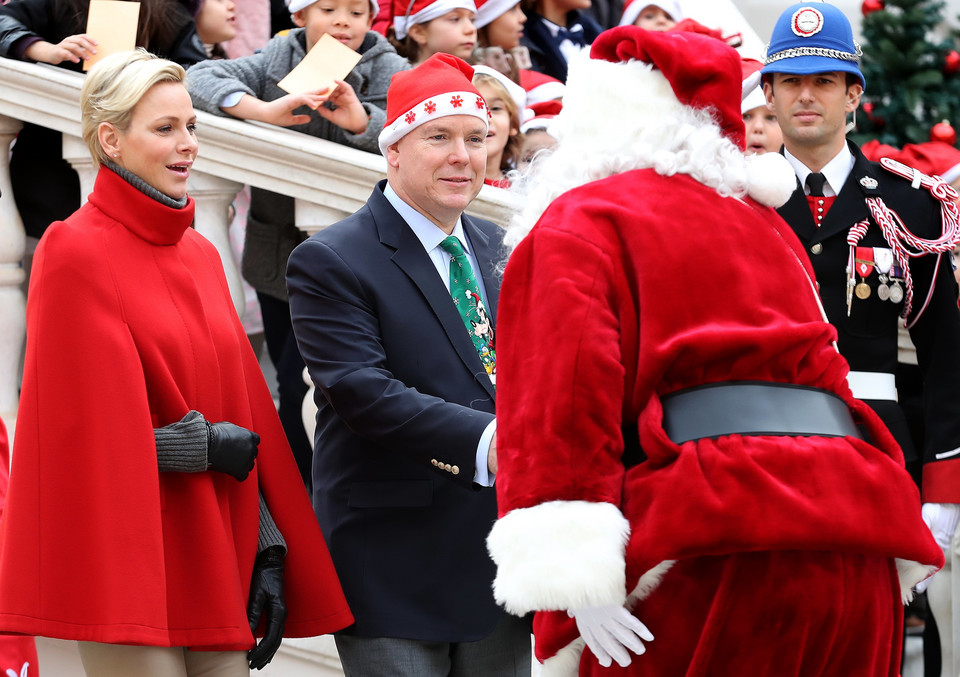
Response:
[219,91,246,109]
[487,500,630,615]
[474,419,497,486]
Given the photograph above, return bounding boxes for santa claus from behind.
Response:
[488,26,944,676]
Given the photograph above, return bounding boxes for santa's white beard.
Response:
[504,50,793,253]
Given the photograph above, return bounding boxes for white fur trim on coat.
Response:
[487,500,631,616]
[540,638,585,677]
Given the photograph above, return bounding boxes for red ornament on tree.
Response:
[863,102,874,117]
[945,50,960,75]
[931,120,957,146]
[862,0,884,16]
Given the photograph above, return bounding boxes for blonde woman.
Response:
[0,50,352,676]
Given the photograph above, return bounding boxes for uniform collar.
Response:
[785,143,855,198]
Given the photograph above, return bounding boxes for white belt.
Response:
[846,371,898,401]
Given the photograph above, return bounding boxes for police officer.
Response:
[762,2,960,670]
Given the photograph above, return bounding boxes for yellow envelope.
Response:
[83,0,140,71]
[277,33,363,96]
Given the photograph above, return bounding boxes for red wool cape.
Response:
[0,168,353,648]
[488,169,944,669]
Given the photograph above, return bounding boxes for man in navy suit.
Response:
[286,53,531,676]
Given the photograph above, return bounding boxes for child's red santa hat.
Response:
[619,0,682,27]
[378,53,489,155]
[392,0,476,39]
[474,0,517,28]
[580,26,794,206]
[287,0,379,17]
[518,69,565,105]
[520,99,561,133]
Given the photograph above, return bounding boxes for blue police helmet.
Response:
[761,1,865,90]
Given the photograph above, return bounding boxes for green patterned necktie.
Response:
[439,236,496,380]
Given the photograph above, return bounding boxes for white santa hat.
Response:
[740,59,767,114]
[378,53,488,155]
[472,64,530,123]
[619,0,682,27]
[473,0,517,29]
[392,0,476,39]
[287,0,379,17]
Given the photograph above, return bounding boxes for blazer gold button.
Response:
[444,464,452,472]
[811,243,823,255]
[451,465,460,475]
[431,459,438,466]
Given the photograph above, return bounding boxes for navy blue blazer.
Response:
[286,181,505,641]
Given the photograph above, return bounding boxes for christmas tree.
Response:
[853,0,960,147]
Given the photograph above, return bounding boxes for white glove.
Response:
[915,502,960,593]
[569,604,654,668]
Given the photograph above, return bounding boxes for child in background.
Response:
[389,0,477,65]
[618,0,679,30]
[741,84,781,156]
[518,98,559,170]
[187,0,409,492]
[473,66,524,187]
[519,0,601,82]
[189,0,237,55]
[473,0,526,82]
[187,0,403,144]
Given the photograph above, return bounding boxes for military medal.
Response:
[889,280,904,303]
[877,275,890,301]
[874,248,894,301]
[854,246,874,300]
[888,264,905,303]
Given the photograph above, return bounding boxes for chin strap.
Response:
[846,158,960,328]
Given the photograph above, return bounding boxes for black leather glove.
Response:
[247,546,287,670]
[206,421,259,481]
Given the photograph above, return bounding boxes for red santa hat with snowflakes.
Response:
[378,53,489,155]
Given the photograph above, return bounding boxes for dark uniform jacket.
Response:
[777,140,960,502]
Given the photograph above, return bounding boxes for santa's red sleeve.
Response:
[488,208,633,615]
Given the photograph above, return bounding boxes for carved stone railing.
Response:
[0,55,520,674]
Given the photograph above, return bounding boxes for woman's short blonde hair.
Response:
[80,49,186,167]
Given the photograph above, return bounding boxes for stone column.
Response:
[189,171,244,314]
[295,199,351,236]
[62,134,97,205]
[0,114,26,436]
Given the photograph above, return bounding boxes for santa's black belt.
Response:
[660,381,863,444]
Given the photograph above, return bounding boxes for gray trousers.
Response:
[335,612,532,677]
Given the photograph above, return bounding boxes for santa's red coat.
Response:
[0,168,352,648]
[488,169,943,671]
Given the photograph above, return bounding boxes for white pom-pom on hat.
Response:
[746,152,797,208]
